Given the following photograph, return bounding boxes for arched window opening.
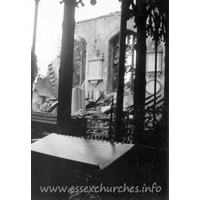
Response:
[111,31,136,92]
[73,37,87,88]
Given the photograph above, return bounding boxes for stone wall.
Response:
[46,12,166,101]
[75,12,137,99]
[75,11,165,99]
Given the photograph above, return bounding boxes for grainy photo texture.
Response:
[31,0,169,199]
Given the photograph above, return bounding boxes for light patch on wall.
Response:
[146,80,161,94]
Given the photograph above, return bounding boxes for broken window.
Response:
[111,31,137,92]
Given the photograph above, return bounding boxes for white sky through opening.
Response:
[31,0,121,75]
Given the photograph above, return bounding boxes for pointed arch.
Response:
[105,29,137,93]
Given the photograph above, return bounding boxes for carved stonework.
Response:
[92,46,99,57]
[92,38,100,58]
[88,80,101,87]
[88,53,104,87]
[146,71,162,78]
[146,80,162,94]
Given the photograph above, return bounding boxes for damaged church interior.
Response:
[31,0,169,199]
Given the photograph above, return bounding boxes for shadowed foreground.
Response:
[32,135,168,200]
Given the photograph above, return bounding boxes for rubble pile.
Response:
[32,89,136,142]
[32,87,165,144]
[78,95,114,141]
[32,96,58,114]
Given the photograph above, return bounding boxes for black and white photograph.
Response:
[30,0,169,199]
[2,0,200,200]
